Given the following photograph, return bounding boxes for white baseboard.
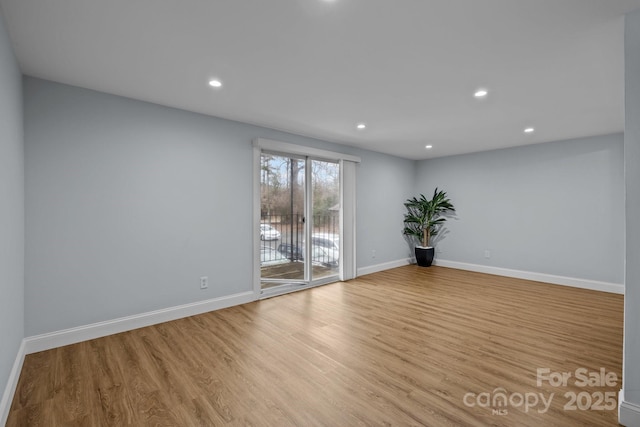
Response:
[24,291,256,354]
[619,389,640,426]
[433,259,624,294]
[357,258,412,277]
[0,340,26,426]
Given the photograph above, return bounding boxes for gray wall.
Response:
[356,151,416,267]
[24,77,415,336]
[0,9,24,400]
[623,8,640,412]
[416,134,624,284]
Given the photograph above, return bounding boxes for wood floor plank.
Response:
[7,266,624,426]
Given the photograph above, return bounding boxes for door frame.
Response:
[252,138,360,299]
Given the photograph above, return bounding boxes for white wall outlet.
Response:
[371,249,376,259]
[200,276,208,289]
[484,250,491,259]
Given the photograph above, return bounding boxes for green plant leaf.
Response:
[402,188,455,247]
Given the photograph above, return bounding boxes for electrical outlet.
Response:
[371,249,376,259]
[484,250,491,259]
[200,276,208,289]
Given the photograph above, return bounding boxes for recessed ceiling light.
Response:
[425,145,433,150]
[474,89,488,98]
[356,123,366,130]
[208,79,222,88]
[524,127,535,133]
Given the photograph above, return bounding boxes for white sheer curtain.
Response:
[340,159,357,281]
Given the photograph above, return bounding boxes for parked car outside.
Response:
[311,233,339,252]
[276,242,338,268]
[260,247,289,267]
[260,224,281,241]
[277,243,304,261]
[311,245,339,268]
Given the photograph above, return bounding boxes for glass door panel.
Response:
[310,159,340,281]
[260,154,306,285]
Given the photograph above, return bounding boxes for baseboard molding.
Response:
[433,259,624,294]
[357,258,412,277]
[0,340,26,426]
[619,389,640,426]
[24,291,256,355]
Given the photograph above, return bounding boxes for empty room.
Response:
[1,1,640,426]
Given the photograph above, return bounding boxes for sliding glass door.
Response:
[259,152,340,294]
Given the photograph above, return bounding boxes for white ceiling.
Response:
[2,0,640,160]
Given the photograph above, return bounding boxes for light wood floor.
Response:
[8,266,624,426]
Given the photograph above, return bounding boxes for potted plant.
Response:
[403,188,455,267]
